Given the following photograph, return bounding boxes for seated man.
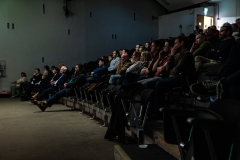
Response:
[109,53,132,85]
[35,66,69,101]
[31,67,60,99]
[152,36,195,116]
[21,68,42,100]
[139,39,174,88]
[34,64,86,111]
[122,40,162,84]
[86,59,108,82]
[108,50,120,74]
[190,33,212,57]
[195,23,235,71]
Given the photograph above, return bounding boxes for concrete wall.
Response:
[215,0,240,29]
[0,0,164,90]
[158,6,215,39]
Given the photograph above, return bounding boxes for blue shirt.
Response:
[92,66,108,78]
[108,57,120,71]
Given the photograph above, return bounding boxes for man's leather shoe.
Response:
[32,100,39,105]
[37,101,47,112]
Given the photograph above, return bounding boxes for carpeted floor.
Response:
[0,98,116,160]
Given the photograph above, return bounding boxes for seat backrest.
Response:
[194,108,224,120]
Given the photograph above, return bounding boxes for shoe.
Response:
[190,80,218,97]
[32,100,40,105]
[37,101,47,112]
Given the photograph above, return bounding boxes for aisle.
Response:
[0,98,115,160]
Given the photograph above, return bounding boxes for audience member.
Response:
[31,67,60,100]
[195,24,235,71]
[236,18,240,31]
[22,70,50,100]
[10,72,27,98]
[86,59,108,83]
[152,36,195,117]
[140,40,162,79]
[123,51,152,84]
[102,56,110,67]
[145,42,151,51]
[35,66,69,101]
[108,50,120,73]
[109,54,132,85]
[231,23,239,40]
[34,64,86,112]
[139,39,174,88]
[108,55,113,63]
[193,25,201,35]
[190,33,212,57]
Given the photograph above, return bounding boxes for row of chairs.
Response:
[68,81,154,145]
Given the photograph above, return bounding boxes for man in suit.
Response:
[35,66,69,101]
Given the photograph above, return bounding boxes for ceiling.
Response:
[155,0,223,11]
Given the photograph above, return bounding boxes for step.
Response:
[114,144,177,160]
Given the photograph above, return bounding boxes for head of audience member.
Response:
[219,23,233,40]
[236,18,240,28]
[60,66,67,74]
[195,33,206,45]
[151,40,162,55]
[174,36,189,53]
[231,23,238,33]
[135,44,140,52]
[21,72,27,77]
[51,66,56,70]
[42,70,49,78]
[102,56,109,64]
[58,62,64,69]
[119,49,123,56]
[203,29,213,37]
[34,68,40,75]
[139,45,144,52]
[195,25,200,30]
[140,51,152,62]
[44,65,50,71]
[74,64,84,73]
[52,67,59,75]
[98,59,105,67]
[108,55,113,62]
[112,50,119,58]
[145,42,151,50]
[210,25,217,31]
[163,39,174,55]
[131,51,141,63]
[120,53,129,63]
[122,49,129,55]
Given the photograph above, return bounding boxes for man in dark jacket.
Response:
[153,36,195,117]
[34,64,86,112]
[195,23,235,71]
[35,66,69,101]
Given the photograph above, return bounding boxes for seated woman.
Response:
[138,39,174,88]
[31,67,60,100]
[10,72,27,98]
[122,51,152,84]
[22,70,50,100]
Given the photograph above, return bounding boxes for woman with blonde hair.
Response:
[122,51,152,84]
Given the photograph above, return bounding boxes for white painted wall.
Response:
[158,6,215,39]
[215,0,240,29]
[0,0,164,90]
